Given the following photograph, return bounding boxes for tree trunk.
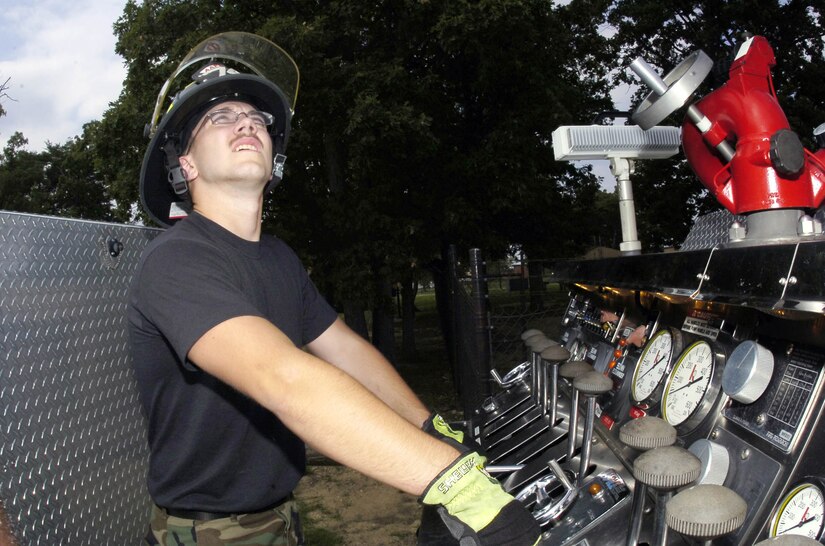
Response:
[371,273,397,365]
[527,259,545,310]
[400,274,418,358]
[426,246,456,372]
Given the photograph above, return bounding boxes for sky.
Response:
[0,0,128,152]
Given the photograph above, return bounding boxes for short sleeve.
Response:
[131,238,265,368]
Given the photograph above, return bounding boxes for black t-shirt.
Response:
[128,212,337,512]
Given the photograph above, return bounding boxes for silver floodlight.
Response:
[551,125,682,253]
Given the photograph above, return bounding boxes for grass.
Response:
[394,290,462,419]
[301,526,344,546]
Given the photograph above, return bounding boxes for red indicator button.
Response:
[629,406,647,419]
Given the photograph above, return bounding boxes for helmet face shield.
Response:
[146,32,299,139]
[140,32,300,228]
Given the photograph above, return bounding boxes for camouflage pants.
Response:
[143,499,304,546]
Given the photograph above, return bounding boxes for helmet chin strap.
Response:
[162,140,193,206]
[264,153,287,194]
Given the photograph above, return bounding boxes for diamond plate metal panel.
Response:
[680,209,746,250]
[0,212,160,545]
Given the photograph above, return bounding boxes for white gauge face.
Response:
[631,329,673,402]
[662,340,714,426]
[771,483,825,539]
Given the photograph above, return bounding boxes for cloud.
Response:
[0,0,127,151]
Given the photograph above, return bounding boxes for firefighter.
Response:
[130,32,540,546]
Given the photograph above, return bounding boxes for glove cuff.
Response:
[422,412,465,444]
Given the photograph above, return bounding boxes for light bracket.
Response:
[552,125,681,161]
[552,124,682,255]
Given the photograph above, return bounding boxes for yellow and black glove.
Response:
[421,452,541,546]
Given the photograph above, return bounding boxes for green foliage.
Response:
[0,127,114,221]
[193,0,615,309]
[0,133,43,213]
[4,0,822,304]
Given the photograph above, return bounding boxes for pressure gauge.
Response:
[631,328,680,403]
[770,482,825,539]
[661,340,715,427]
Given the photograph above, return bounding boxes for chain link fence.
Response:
[445,247,568,419]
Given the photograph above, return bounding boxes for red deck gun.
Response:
[631,36,825,239]
[681,36,825,214]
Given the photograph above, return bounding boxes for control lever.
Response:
[489,328,549,388]
[559,360,593,462]
[633,445,701,546]
[486,465,525,474]
[521,329,545,342]
[491,359,532,389]
[490,368,505,386]
[514,459,578,526]
[573,371,614,487]
[666,484,746,545]
[539,345,571,425]
[481,334,558,443]
[529,337,558,406]
[619,416,677,546]
[480,331,548,420]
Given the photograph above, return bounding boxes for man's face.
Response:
[182,100,274,189]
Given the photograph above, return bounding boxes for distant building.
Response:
[582,246,622,260]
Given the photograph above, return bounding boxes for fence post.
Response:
[447,245,460,392]
[469,248,493,404]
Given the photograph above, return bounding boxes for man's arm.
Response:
[188,315,458,496]
[305,318,430,427]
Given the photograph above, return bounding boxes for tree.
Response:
[0,127,115,221]
[0,133,44,213]
[103,0,616,361]
[0,76,10,118]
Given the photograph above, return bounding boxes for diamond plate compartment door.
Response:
[0,212,160,545]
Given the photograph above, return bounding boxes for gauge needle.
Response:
[654,352,666,367]
[669,375,705,395]
[637,352,666,382]
[799,507,811,529]
[780,515,816,533]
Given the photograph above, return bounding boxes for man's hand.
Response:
[421,452,541,546]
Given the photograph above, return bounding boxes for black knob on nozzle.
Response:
[770,129,805,177]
